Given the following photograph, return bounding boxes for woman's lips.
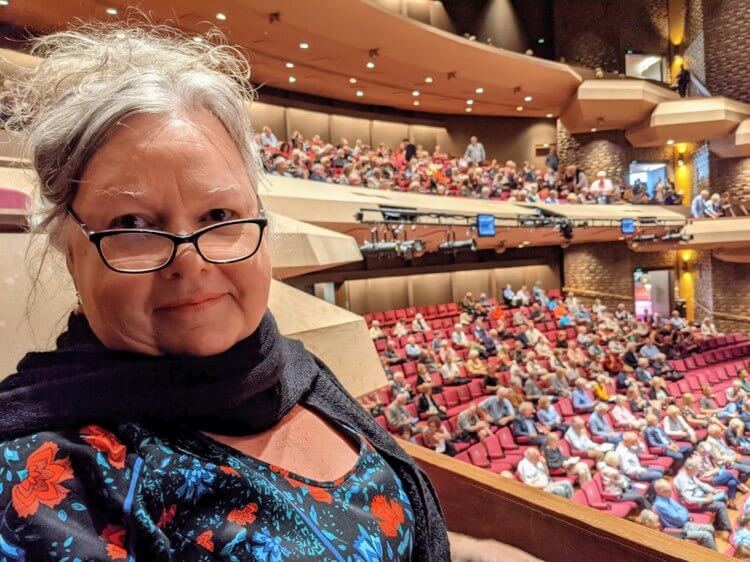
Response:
[155,293,226,314]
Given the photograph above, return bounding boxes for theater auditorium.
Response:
[1,1,750,560]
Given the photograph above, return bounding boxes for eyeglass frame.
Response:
[66,205,268,274]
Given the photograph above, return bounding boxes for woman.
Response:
[699,385,722,416]
[693,442,747,510]
[597,452,651,510]
[421,416,457,457]
[727,418,750,455]
[0,25,450,560]
[416,384,448,420]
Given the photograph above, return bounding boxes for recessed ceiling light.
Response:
[546,113,554,118]
[215,12,227,21]
[543,143,549,148]
[524,95,533,102]
[412,90,420,97]
[516,106,524,111]
[424,76,434,83]
[518,244,524,248]
[475,87,484,94]
[666,139,675,145]
[299,42,309,49]
[466,99,474,105]
[413,100,420,106]
[366,61,375,69]
[285,62,295,69]
[288,76,297,83]
[105,7,118,15]
[538,38,545,44]
[590,127,597,132]
[193,36,203,43]
[523,241,530,245]
[356,89,364,97]
[465,107,472,112]
[0,0,9,5]
[348,77,357,84]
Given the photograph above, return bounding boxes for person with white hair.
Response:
[517,447,574,498]
[411,312,431,333]
[590,170,614,203]
[615,432,665,483]
[649,480,719,549]
[691,189,711,218]
[451,323,471,348]
[674,458,732,533]
[611,394,647,430]
[597,451,651,511]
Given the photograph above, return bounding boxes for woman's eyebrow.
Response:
[93,185,148,199]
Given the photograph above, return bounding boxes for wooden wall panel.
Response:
[345,276,410,314]
[408,124,441,153]
[371,120,409,150]
[330,115,372,147]
[451,269,492,302]
[408,272,452,306]
[248,101,286,141]
[286,108,331,143]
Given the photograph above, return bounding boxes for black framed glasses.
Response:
[67,207,268,274]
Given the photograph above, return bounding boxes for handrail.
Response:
[562,286,633,301]
[399,438,726,561]
[695,301,750,324]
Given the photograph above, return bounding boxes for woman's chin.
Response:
[155,323,245,356]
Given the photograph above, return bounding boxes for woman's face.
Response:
[65,110,271,356]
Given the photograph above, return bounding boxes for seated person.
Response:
[481,387,516,427]
[679,392,716,431]
[389,371,414,400]
[542,433,591,483]
[635,357,653,385]
[415,363,435,388]
[733,514,750,554]
[663,405,697,444]
[411,312,431,333]
[627,384,649,415]
[699,385,722,417]
[597,451,651,511]
[369,319,385,339]
[511,401,547,446]
[502,284,514,306]
[693,441,747,510]
[647,482,718,550]
[382,339,405,365]
[591,374,614,403]
[564,417,611,461]
[727,417,750,454]
[611,394,647,431]
[549,368,571,397]
[392,320,409,338]
[652,353,682,381]
[464,349,489,377]
[416,383,447,419]
[644,413,692,471]
[457,402,493,442]
[517,447,574,498]
[674,459,732,533]
[537,395,568,433]
[571,378,595,413]
[523,373,544,403]
[588,403,623,445]
[440,356,470,386]
[421,416,456,456]
[615,365,634,391]
[451,324,471,348]
[704,423,750,479]
[385,392,420,439]
[615,432,665,483]
[358,392,384,417]
[482,364,501,393]
[404,336,422,360]
[460,291,476,314]
[647,377,674,409]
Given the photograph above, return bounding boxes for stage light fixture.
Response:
[439,239,477,252]
[399,239,426,260]
[360,241,399,254]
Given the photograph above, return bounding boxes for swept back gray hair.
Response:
[6,21,261,246]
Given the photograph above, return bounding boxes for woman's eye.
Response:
[109,214,149,229]
[203,208,235,222]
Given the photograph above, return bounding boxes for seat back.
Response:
[483,434,505,459]
[582,480,604,504]
[467,443,491,468]
[443,387,460,407]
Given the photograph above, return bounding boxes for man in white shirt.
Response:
[369,320,385,340]
[590,170,613,203]
[564,417,610,461]
[517,448,573,498]
[663,405,696,443]
[674,459,732,532]
[451,324,470,349]
[611,395,646,430]
[463,136,486,163]
[615,432,665,482]
[704,424,750,478]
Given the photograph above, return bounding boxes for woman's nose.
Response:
[159,242,209,280]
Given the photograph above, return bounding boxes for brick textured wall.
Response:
[693,251,713,323]
[706,257,750,334]
[557,122,629,182]
[691,143,711,200]
[710,156,750,201]
[553,0,670,73]
[683,0,706,83]
[703,0,750,102]
[563,243,677,310]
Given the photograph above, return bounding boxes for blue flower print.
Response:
[175,460,216,502]
[251,527,290,562]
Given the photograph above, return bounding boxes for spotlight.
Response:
[360,241,399,254]
[399,239,426,260]
[366,61,375,69]
[438,239,477,252]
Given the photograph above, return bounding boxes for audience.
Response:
[256,127,698,206]
[362,284,748,550]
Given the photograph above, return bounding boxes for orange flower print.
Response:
[157,504,177,528]
[196,530,214,552]
[100,524,128,560]
[80,425,127,469]
[11,441,74,518]
[370,494,405,538]
[306,485,333,504]
[219,466,240,477]
[227,502,259,525]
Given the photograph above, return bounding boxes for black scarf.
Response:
[0,312,450,560]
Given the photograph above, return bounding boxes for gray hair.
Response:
[5,21,261,247]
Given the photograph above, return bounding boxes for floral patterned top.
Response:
[0,417,415,561]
